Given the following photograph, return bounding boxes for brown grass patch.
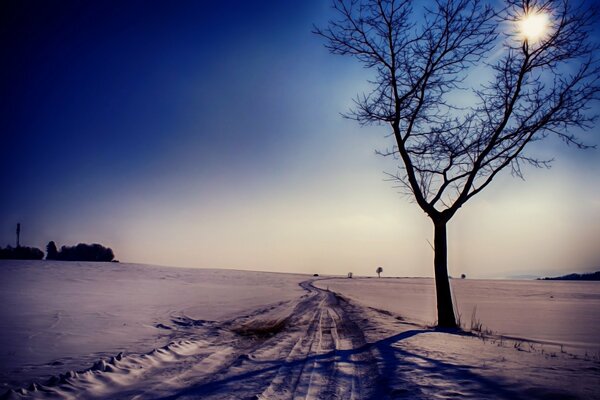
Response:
[231,318,288,338]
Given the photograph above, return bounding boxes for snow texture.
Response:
[1,261,598,399]
[314,277,600,354]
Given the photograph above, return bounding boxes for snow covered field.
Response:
[0,261,307,391]
[1,261,599,399]
[314,277,600,353]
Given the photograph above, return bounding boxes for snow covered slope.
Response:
[0,261,307,390]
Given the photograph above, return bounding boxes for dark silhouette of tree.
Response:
[54,243,115,262]
[376,266,383,278]
[46,241,58,260]
[316,0,599,327]
[0,245,44,260]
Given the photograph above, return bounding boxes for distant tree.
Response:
[347,272,353,278]
[316,0,600,328]
[461,273,467,279]
[46,241,58,260]
[0,245,44,260]
[376,266,383,278]
[54,243,115,262]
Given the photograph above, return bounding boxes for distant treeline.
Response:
[0,246,44,260]
[46,242,115,262]
[538,271,600,281]
[0,242,115,262]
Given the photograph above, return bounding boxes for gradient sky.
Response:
[1,0,599,278]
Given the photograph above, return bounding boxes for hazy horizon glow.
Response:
[1,0,599,278]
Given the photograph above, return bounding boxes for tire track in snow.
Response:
[3,280,382,400]
[254,281,381,400]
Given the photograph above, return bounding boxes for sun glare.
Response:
[519,12,549,42]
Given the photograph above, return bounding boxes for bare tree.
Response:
[315,0,599,327]
[376,266,383,277]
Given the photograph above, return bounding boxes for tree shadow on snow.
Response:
[157,329,557,400]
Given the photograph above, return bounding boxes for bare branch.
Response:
[316,0,600,221]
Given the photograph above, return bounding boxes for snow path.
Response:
[2,281,381,399]
[3,279,599,399]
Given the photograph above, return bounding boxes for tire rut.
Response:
[254,281,381,400]
[5,280,383,400]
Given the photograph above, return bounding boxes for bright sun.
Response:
[519,12,549,42]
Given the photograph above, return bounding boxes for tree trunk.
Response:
[433,218,458,328]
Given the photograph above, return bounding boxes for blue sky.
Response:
[1,0,599,278]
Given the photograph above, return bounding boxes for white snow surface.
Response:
[314,277,600,353]
[0,261,307,390]
[1,261,599,399]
